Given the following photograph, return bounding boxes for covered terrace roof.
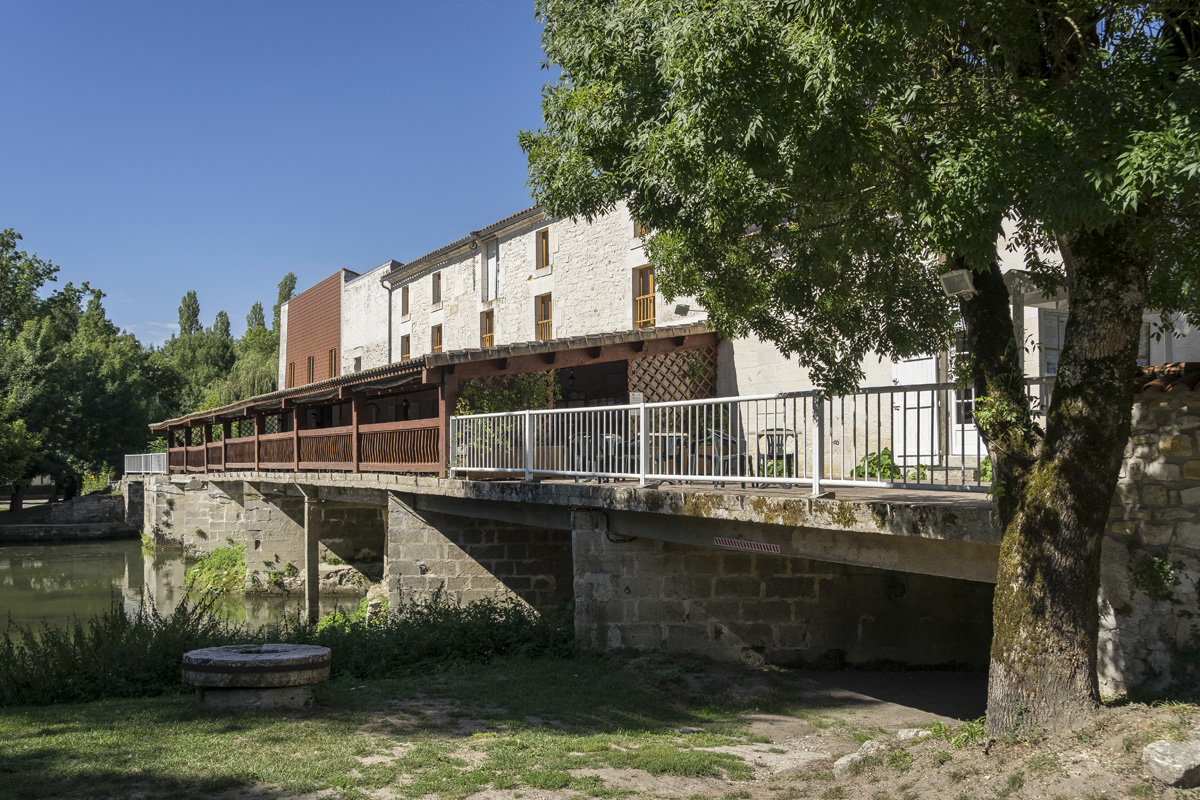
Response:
[149,321,714,432]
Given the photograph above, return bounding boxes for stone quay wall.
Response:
[1100,390,1200,695]
[144,475,246,556]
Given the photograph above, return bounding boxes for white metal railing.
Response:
[449,379,1054,494]
[124,453,168,475]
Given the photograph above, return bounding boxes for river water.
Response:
[0,539,355,630]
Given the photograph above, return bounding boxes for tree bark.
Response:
[986,223,1147,735]
[8,484,25,513]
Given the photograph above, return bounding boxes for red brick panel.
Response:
[285,272,342,388]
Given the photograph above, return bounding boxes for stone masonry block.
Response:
[1146,461,1182,481]
[1186,461,1200,481]
[1182,487,1200,506]
[762,576,818,600]
[713,576,763,598]
[1161,435,1195,458]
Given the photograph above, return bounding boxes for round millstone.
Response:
[181,644,331,689]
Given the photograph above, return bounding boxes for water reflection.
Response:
[0,540,355,630]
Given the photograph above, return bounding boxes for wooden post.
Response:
[203,423,213,473]
[438,370,459,477]
[253,414,263,472]
[292,404,302,473]
[351,394,362,473]
[222,420,232,472]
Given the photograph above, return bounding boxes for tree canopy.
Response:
[524,0,1200,734]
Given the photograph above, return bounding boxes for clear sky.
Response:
[0,1,549,344]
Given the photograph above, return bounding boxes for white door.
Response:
[892,355,938,467]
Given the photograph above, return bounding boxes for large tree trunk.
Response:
[8,484,25,513]
[986,224,1147,735]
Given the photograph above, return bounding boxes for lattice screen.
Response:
[628,345,718,403]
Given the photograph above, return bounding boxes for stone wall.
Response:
[387,494,574,613]
[123,480,145,528]
[144,475,246,555]
[337,203,706,374]
[1100,390,1200,696]
[242,484,306,589]
[45,493,125,524]
[573,510,994,668]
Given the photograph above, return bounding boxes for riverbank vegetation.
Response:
[0,591,571,707]
[0,227,298,510]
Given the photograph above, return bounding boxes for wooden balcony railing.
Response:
[258,432,295,469]
[359,420,440,472]
[635,294,655,329]
[299,426,353,469]
[225,437,255,468]
[536,318,552,341]
[206,442,223,469]
[186,446,206,472]
[165,419,442,476]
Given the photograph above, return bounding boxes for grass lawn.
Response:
[0,652,793,800]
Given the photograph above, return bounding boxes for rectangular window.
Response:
[634,220,649,238]
[328,348,338,379]
[432,271,441,305]
[954,330,975,425]
[353,356,361,372]
[287,362,295,389]
[480,309,494,348]
[483,240,499,301]
[401,334,410,361]
[431,324,443,353]
[536,228,551,270]
[306,356,314,385]
[634,265,655,329]
[1039,309,1069,376]
[401,285,409,316]
[535,293,552,341]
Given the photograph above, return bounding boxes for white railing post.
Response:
[638,396,648,486]
[811,398,824,497]
[448,416,456,476]
[523,410,533,481]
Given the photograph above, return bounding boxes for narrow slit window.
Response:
[432,271,441,304]
[431,324,443,353]
[537,228,551,270]
[401,334,410,361]
[401,285,409,316]
[306,356,314,385]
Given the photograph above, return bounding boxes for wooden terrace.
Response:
[151,323,716,477]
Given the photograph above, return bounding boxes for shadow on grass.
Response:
[0,651,990,799]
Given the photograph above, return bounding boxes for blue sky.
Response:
[0,2,549,344]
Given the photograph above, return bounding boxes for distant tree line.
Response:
[0,228,295,508]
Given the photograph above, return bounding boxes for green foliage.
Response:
[0,591,573,706]
[80,465,115,495]
[0,595,238,706]
[273,272,296,334]
[980,456,994,483]
[456,372,563,415]
[185,546,247,593]
[1131,551,1182,601]
[853,449,928,481]
[929,717,987,749]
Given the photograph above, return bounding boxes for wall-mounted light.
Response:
[939,269,977,300]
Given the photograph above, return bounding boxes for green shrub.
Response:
[0,590,574,707]
[853,449,928,481]
[185,546,246,593]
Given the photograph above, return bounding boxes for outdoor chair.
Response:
[690,429,749,488]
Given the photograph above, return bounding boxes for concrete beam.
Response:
[412,494,572,531]
[601,508,1001,584]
